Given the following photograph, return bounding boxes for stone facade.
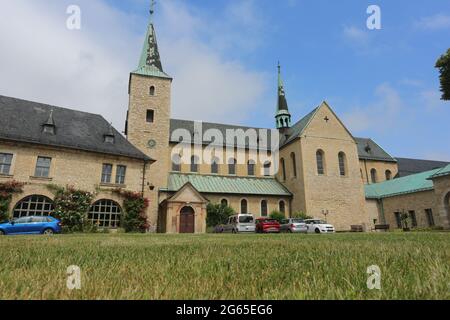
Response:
[360,159,398,184]
[0,140,146,218]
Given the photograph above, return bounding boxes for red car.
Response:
[255,218,281,234]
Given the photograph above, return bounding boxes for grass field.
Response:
[0,232,449,300]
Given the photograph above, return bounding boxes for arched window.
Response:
[291,152,297,178]
[316,150,325,175]
[172,154,181,172]
[241,199,248,214]
[211,157,219,174]
[88,199,122,229]
[247,160,256,176]
[385,170,392,180]
[279,200,286,214]
[280,158,286,181]
[261,200,268,217]
[13,195,54,218]
[149,86,155,96]
[228,158,237,175]
[221,199,228,207]
[370,169,378,183]
[338,152,347,176]
[263,161,271,176]
[191,156,199,173]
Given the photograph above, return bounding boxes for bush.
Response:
[0,181,24,222]
[206,203,235,227]
[269,210,285,223]
[114,189,149,233]
[292,211,312,220]
[50,185,94,233]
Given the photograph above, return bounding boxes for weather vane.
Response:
[150,0,156,17]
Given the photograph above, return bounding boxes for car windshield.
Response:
[292,219,304,223]
[239,216,254,223]
[261,219,277,223]
[311,220,327,224]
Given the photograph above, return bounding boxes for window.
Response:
[261,200,268,217]
[211,157,219,174]
[190,156,199,173]
[241,199,248,214]
[247,160,255,176]
[228,158,236,175]
[280,158,286,181]
[13,195,54,218]
[101,164,113,183]
[425,209,435,227]
[409,211,417,228]
[116,165,127,184]
[394,212,402,228]
[291,153,297,178]
[88,199,122,229]
[316,150,325,175]
[149,86,155,96]
[263,161,271,176]
[221,199,228,207]
[172,154,181,172]
[338,152,346,176]
[385,170,392,180]
[370,169,378,183]
[279,201,286,214]
[35,157,51,178]
[146,110,154,123]
[0,153,13,175]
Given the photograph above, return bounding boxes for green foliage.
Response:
[435,48,450,101]
[206,203,235,227]
[269,210,285,222]
[51,185,95,233]
[292,211,313,220]
[0,181,24,221]
[114,189,149,233]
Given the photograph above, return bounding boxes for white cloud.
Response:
[0,0,270,132]
[420,88,446,111]
[343,25,370,46]
[416,14,450,30]
[342,83,406,133]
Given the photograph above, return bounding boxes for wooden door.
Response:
[180,206,195,233]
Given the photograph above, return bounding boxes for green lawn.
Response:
[0,233,449,300]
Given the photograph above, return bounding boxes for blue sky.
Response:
[0,0,449,160]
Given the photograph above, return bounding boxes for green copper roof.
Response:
[132,21,171,79]
[365,168,441,199]
[167,173,292,196]
[429,164,450,179]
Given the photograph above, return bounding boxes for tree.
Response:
[292,211,312,220]
[206,203,234,227]
[435,48,450,101]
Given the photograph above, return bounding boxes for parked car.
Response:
[0,216,62,236]
[280,218,308,233]
[255,218,281,234]
[304,219,335,234]
[222,214,255,233]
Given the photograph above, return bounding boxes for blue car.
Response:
[0,216,62,235]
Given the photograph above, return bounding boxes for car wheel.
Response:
[43,228,54,235]
[315,228,321,234]
[0,230,5,236]
[232,229,237,234]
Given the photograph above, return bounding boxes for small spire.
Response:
[42,109,56,134]
[275,62,292,130]
[45,109,55,126]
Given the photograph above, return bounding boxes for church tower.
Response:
[126,2,172,228]
[275,63,292,132]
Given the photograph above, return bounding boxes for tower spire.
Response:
[275,63,292,130]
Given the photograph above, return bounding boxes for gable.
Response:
[168,182,208,203]
[302,101,355,142]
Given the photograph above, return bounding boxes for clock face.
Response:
[148,139,157,149]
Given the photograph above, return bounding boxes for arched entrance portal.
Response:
[180,206,195,234]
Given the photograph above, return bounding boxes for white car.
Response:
[304,219,335,234]
[222,214,256,233]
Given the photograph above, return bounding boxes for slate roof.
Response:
[365,168,440,199]
[0,95,151,161]
[167,173,292,196]
[395,158,450,177]
[355,138,396,162]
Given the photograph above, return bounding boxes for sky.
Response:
[0,0,449,160]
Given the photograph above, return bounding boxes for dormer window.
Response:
[104,135,115,144]
[365,143,372,153]
[42,110,56,135]
[104,123,115,144]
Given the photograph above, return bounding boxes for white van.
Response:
[222,214,255,233]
